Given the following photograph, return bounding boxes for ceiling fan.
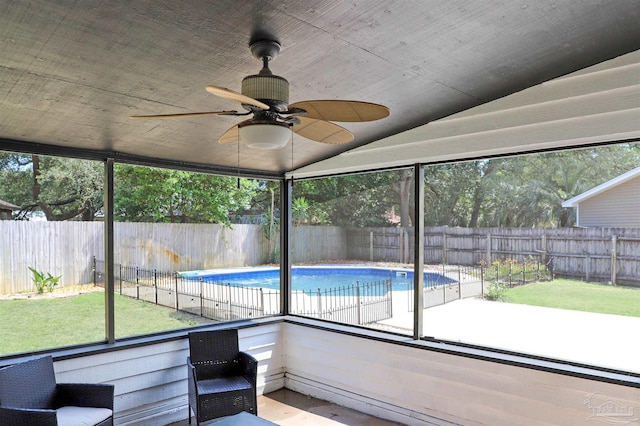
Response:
[130,40,390,149]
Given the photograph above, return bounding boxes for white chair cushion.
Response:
[56,406,113,426]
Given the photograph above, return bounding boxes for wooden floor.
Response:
[169,389,405,425]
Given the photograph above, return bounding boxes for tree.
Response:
[423,163,479,227]
[0,153,103,221]
[292,170,409,227]
[391,169,414,227]
[421,144,640,228]
[113,165,260,225]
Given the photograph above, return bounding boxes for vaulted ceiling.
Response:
[1,1,639,178]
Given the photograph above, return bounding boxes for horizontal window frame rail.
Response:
[283,316,640,388]
[1,316,638,388]
[0,137,282,180]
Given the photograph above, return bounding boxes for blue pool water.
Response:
[180,266,455,292]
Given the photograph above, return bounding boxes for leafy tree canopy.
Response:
[0,153,103,221]
[113,165,260,225]
[294,143,640,228]
[2,143,638,227]
[292,170,409,227]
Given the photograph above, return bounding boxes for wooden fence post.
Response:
[611,235,618,286]
[404,228,409,264]
[585,253,591,281]
[486,232,492,263]
[442,229,447,265]
[369,231,374,262]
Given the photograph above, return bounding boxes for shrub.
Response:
[484,280,507,301]
[28,267,62,294]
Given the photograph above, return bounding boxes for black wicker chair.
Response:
[0,355,114,426]
[187,329,258,425]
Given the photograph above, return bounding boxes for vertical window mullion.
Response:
[280,179,292,315]
[104,158,115,343]
[413,164,424,339]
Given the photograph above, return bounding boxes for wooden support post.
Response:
[486,232,492,263]
[611,235,617,286]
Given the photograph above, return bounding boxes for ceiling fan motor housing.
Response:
[242,73,289,112]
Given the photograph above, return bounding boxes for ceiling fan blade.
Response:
[130,111,239,119]
[292,117,354,144]
[218,124,241,144]
[206,85,270,110]
[289,100,389,122]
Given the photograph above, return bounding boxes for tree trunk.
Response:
[392,170,414,227]
[468,181,483,228]
[32,154,41,201]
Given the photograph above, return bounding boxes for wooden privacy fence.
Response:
[0,221,344,294]
[2,221,638,294]
[348,226,640,286]
[0,221,103,295]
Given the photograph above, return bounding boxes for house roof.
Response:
[562,165,640,207]
[1,1,639,178]
[0,199,19,211]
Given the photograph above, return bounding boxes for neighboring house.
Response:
[0,199,19,220]
[562,166,640,227]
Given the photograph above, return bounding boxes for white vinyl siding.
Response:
[53,324,283,426]
[578,176,640,227]
[46,320,639,426]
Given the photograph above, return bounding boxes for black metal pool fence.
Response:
[92,258,551,326]
[93,259,394,325]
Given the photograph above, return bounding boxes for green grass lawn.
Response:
[3,279,638,356]
[505,279,640,317]
[0,292,210,355]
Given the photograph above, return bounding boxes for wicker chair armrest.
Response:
[239,352,258,384]
[0,406,58,426]
[56,383,114,410]
[187,357,198,381]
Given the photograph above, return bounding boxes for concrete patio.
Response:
[380,296,640,373]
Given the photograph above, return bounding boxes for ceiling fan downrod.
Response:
[241,40,291,112]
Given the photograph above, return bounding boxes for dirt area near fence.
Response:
[0,284,104,300]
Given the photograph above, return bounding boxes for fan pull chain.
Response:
[237,126,241,189]
[290,128,294,187]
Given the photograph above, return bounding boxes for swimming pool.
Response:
[180,266,456,292]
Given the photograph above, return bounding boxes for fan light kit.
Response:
[240,122,290,149]
[131,40,389,150]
